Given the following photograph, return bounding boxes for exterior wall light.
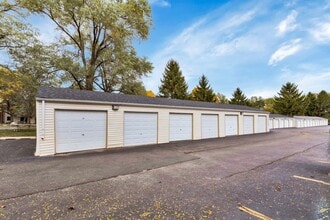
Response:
[112,105,119,111]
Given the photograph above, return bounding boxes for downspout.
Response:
[41,100,45,140]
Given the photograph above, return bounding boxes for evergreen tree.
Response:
[273,82,304,116]
[304,92,317,116]
[190,74,216,102]
[158,59,188,99]
[229,88,248,105]
[316,90,330,117]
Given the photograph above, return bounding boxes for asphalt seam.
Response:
[219,142,327,180]
[0,156,200,201]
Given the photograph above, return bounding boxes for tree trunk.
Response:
[85,74,94,90]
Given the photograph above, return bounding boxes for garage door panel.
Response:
[243,115,254,134]
[170,114,192,141]
[258,116,267,133]
[273,119,279,129]
[201,114,218,139]
[55,111,106,153]
[269,119,273,129]
[225,115,238,136]
[124,112,157,147]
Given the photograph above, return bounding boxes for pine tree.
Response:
[229,88,248,105]
[190,74,216,102]
[304,92,317,116]
[316,90,330,117]
[273,82,304,116]
[158,59,188,99]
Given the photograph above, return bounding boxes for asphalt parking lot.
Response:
[0,126,329,219]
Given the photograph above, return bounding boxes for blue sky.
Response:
[2,0,330,98]
[138,0,330,98]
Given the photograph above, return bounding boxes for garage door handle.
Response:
[82,134,84,136]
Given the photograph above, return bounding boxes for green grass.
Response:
[0,129,36,137]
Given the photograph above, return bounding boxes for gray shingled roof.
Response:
[293,116,325,119]
[37,86,268,113]
[269,114,292,118]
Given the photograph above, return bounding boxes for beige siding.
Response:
[108,110,123,148]
[35,100,270,156]
[218,112,225,137]
[158,110,169,144]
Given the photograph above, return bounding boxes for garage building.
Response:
[269,114,328,129]
[269,114,294,129]
[293,116,328,128]
[35,87,269,156]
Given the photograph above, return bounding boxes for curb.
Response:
[0,137,36,140]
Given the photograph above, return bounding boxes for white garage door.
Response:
[225,115,238,136]
[274,119,279,129]
[297,120,301,128]
[169,114,192,141]
[284,119,289,128]
[55,111,106,153]
[243,115,254,134]
[124,112,157,147]
[201,114,218,139]
[269,119,273,130]
[303,120,307,127]
[279,119,284,128]
[258,116,267,133]
[289,119,293,127]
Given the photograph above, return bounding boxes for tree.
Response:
[264,98,275,113]
[229,88,248,105]
[249,96,265,109]
[0,66,23,121]
[315,90,330,118]
[0,1,35,50]
[14,0,153,91]
[303,92,317,116]
[158,59,188,99]
[146,90,155,97]
[119,80,146,96]
[190,74,216,102]
[215,93,229,104]
[273,82,304,116]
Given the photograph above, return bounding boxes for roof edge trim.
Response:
[36,98,269,114]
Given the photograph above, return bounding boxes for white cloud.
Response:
[247,88,277,98]
[149,0,170,7]
[310,22,330,43]
[268,39,302,66]
[142,1,330,96]
[276,10,298,36]
[285,0,298,8]
[144,7,261,92]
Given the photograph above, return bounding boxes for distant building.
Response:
[0,101,35,124]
